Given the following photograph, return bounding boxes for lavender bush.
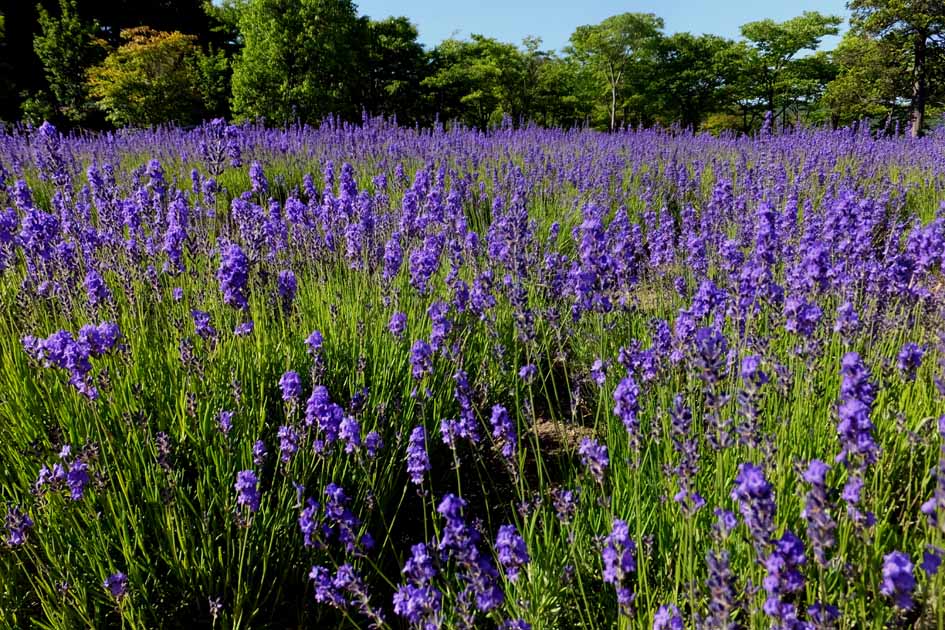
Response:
[0,117,944,628]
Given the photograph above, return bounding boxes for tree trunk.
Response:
[610,83,617,132]
[910,29,927,138]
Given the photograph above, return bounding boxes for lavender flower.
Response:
[217,242,249,310]
[436,493,504,614]
[305,330,323,354]
[278,425,299,462]
[880,551,915,611]
[921,546,943,577]
[104,572,128,599]
[84,270,112,307]
[249,161,268,195]
[388,311,407,338]
[364,431,383,458]
[394,543,442,626]
[428,300,452,352]
[299,498,319,547]
[653,604,683,630]
[393,583,442,626]
[235,470,260,513]
[339,415,361,453]
[731,463,776,553]
[896,342,924,381]
[495,524,529,582]
[705,550,740,627]
[836,352,878,468]
[613,374,640,449]
[192,309,217,340]
[762,530,806,627]
[518,364,537,384]
[218,410,234,435]
[4,507,33,547]
[277,269,297,308]
[406,426,430,485]
[410,339,433,379]
[490,404,516,460]
[784,295,822,338]
[807,602,840,629]
[279,370,302,402]
[800,460,835,566]
[578,437,608,484]
[602,519,636,616]
[552,487,579,523]
[590,358,607,386]
[252,440,267,465]
[323,483,369,553]
[833,301,859,340]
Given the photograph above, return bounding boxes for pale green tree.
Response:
[567,13,664,131]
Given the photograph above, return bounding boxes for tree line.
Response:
[0,0,942,135]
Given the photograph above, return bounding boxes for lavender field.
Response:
[1,118,944,629]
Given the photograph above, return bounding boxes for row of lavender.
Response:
[0,117,944,628]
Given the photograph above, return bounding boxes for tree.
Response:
[533,56,596,127]
[86,27,203,126]
[649,33,741,129]
[849,0,945,136]
[823,31,910,127]
[423,35,527,128]
[363,16,428,123]
[0,11,14,121]
[739,12,841,126]
[78,0,211,46]
[31,0,106,125]
[567,13,664,131]
[231,0,362,124]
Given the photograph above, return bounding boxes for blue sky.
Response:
[354,0,850,52]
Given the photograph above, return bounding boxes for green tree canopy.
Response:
[567,13,664,131]
[31,0,106,125]
[362,16,428,123]
[86,26,203,126]
[423,35,529,128]
[230,0,361,124]
[849,0,945,136]
[649,33,741,129]
[823,30,911,128]
[738,11,842,125]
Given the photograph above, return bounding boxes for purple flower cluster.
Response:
[613,374,640,450]
[436,494,504,618]
[279,370,302,401]
[393,543,442,626]
[494,524,529,582]
[23,322,121,398]
[489,404,516,460]
[761,530,807,627]
[235,470,260,513]
[880,551,916,611]
[896,342,924,381]
[104,572,128,599]
[601,519,636,616]
[35,445,91,500]
[800,460,836,567]
[217,242,250,310]
[410,339,433,380]
[4,506,34,547]
[578,437,608,484]
[731,463,776,553]
[406,426,431,485]
[836,352,879,468]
